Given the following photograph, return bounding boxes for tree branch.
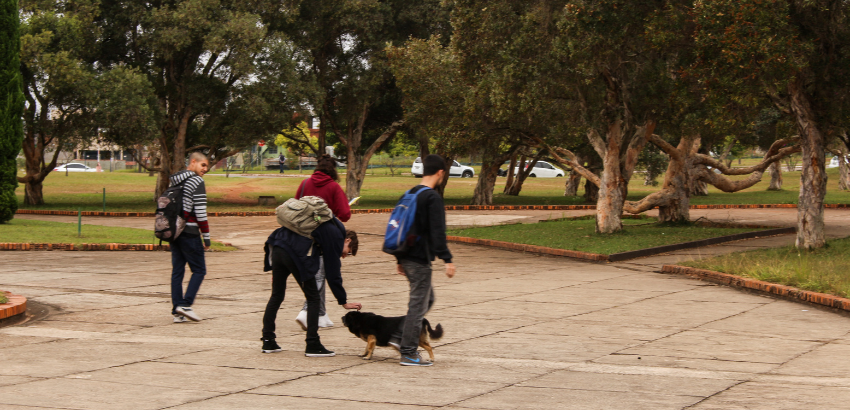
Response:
[694,136,801,175]
[527,135,601,187]
[587,128,607,158]
[361,119,405,168]
[128,148,161,172]
[624,189,676,214]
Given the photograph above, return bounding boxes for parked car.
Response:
[54,163,98,172]
[499,160,564,178]
[411,157,475,178]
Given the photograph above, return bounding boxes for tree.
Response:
[274,121,317,159]
[534,1,803,225]
[527,0,666,233]
[18,0,100,205]
[0,0,22,222]
[277,0,450,200]
[388,36,475,198]
[96,0,303,197]
[690,0,850,249]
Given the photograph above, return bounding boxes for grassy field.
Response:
[14,166,850,212]
[682,237,850,299]
[448,217,764,254]
[0,219,236,251]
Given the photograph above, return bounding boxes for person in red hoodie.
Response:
[293,155,351,329]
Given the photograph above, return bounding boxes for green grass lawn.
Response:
[448,217,764,254]
[0,219,236,251]
[14,166,850,212]
[681,237,850,299]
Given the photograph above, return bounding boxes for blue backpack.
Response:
[383,187,430,255]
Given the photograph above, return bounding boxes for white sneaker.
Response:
[318,314,334,328]
[295,310,308,331]
[173,314,188,323]
[174,306,201,321]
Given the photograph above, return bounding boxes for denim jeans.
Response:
[170,234,206,314]
[399,259,435,356]
[301,258,326,316]
[263,246,322,344]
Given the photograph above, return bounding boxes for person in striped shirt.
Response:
[169,152,211,323]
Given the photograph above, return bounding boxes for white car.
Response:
[54,163,98,172]
[411,157,475,178]
[828,156,847,168]
[514,160,564,178]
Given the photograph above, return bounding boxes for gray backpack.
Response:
[276,195,334,238]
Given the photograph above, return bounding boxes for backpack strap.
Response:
[299,178,311,198]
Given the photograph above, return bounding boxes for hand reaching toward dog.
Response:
[343,302,362,311]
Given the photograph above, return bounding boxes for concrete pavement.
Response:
[0,209,849,409]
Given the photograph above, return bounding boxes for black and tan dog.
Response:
[342,311,443,361]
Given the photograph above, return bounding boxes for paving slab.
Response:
[247,373,508,407]
[0,378,219,410]
[448,385,705,410]
[688,381,850,409]
[169,394,439,410]
[68,361,305,393]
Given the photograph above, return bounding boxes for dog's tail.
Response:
[423,319,443,340]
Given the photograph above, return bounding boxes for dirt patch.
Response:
[217,181,260,205]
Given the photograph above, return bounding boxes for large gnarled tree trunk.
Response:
[788,78,826,250]
[472,143,517,205]
[767,162,783,191]
[564,166,581,196]
[505,150,542,196]
[19,136,61,206]
[623,135,801,223]
[339,105,404,200]
[538,120,652,233]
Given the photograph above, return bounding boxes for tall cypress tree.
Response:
[0,0,22,223]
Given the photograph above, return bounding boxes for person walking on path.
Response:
[262,217,362,356]
[392,154,456,366]
[278,153,286,174]
[293,155,351,329]
[169,152,211,323]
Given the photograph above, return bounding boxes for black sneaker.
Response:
[400,352,432,366]
[262,339,282,353]
[305,343,335,357]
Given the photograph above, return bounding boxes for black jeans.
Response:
[262,246,321,344]
[170,233,206,314]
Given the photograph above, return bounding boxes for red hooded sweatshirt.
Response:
[295,171,351,222]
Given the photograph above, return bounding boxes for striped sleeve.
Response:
[183,176,211,246]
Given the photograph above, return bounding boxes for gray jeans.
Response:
[398,259,435,356]
[301,258,326,316]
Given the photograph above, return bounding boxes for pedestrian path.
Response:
[0,208,849,409]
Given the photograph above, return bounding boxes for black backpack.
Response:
[154,182,186,242]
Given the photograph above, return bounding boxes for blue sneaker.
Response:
[400,352,432,366]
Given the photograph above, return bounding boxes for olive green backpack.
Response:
[275,195,334,238]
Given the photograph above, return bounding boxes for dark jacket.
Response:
[169,170,210,246]
[395,185,453,265]
[263,218,347,305]
[296,171,351,222]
